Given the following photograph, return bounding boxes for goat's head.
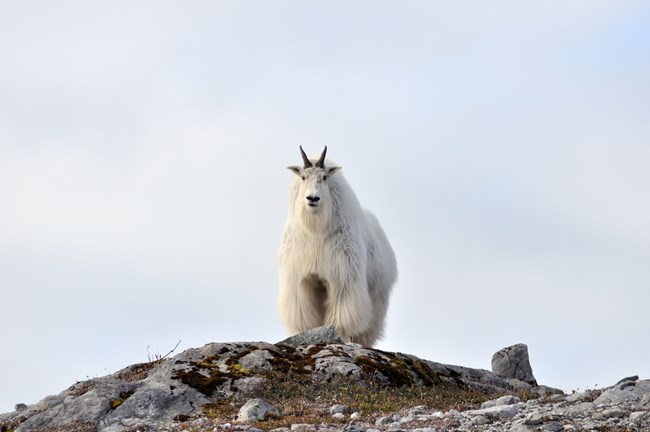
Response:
[288,146,342,232]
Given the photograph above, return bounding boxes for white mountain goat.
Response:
[278,146,397,346]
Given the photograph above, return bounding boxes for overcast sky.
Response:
[1,1,649,414]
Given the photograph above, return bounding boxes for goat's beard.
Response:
[299,203,331,236]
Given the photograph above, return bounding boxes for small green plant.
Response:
[229,363,251,375]
[109,390,136,411]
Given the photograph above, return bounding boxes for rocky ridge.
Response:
[1,327,648,432]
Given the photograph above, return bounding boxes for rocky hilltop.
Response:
[1,326,648,432]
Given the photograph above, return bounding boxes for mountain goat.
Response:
[278,146,397,346]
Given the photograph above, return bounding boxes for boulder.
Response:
[466,403,523,419]
[594,379,650,406]
[238,349,275,372]
[330,404,352,415]
[277,325,343,346]
[616,375,639,390]
[491,343,537,385]
[235,398,279,423]
[480,395,520,409]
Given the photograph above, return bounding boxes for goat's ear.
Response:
[328,166,342,177]
[287,166,302,176]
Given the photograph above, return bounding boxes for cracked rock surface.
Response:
[491,343,537,385]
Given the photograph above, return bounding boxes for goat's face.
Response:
[288,146,341,232]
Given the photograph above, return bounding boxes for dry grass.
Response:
[200,371,499,430]
[115,362,157,383]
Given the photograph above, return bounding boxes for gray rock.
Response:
[342,425,365,432]
[277,325,343,346]
[238,349,275,372]
[594,379,650,406]
[14,404,28,412]
[577,420,596,431]
[508,424,534,432]
[398,413,419,424]
[233,376,266,394]
[547,393,566,403]
[315,356,361,379]
[102,382,200,426]
[32,393,67,412]
[619,381,637,390]
[375,413,401,425]
[541,421,562,432]
[16,380,142,432]
[466,403,522,419]
[235,398,279,423]
[470,414,492,425]
[491,343,537,385]
[630,411,649,422]
[523,412,544,425]
[592,407,625,420]
[330,404,351,415]
[290,424,313,431]
[565,390,598,403]
[407,406,425,415]
[552,401,595,418]
[481,395,520,408]
[616,375,639,384]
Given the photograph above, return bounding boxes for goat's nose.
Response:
[306,195,320,203]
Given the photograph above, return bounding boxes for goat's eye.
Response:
[301,176,305,181]
[323,176,327,181]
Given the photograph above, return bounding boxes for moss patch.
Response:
[354,351,447,388]
[109,390,135,411]
[172,345,259,396]
[173,368,229,397]
[116,362,156,383]
[173,344,328,397]
[355,354,413,386]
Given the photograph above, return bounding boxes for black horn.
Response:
[299,146,313,168]
[315,146,327,168]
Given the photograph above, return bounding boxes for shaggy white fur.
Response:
[278,146,397,346]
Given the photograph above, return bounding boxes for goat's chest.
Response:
[292,232,364,276]
[295,236,328,271]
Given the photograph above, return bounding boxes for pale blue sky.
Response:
[1,1,649,413]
